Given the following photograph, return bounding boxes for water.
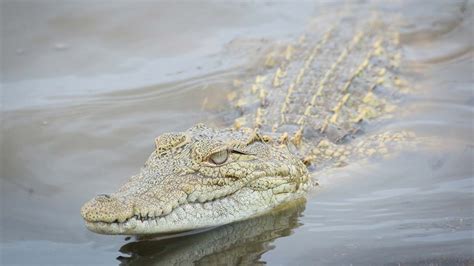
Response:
[1,1,473,265]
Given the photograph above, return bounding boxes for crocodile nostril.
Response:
[81,194,134,223]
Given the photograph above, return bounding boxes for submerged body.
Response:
[81,5,408,235]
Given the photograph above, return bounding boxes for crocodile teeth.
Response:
[147,212,154,219]
[188,193,198,202]
[162,205,172,216]
[198,194,208,203]
[171,200,179,209]
[154,209,163,217]
[178,196,187,204]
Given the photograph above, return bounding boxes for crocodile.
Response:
[81,5,410,235]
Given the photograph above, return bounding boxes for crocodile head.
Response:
[81,124,310,235]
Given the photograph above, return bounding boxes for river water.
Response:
[1,1,473,265]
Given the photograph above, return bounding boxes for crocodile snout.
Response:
[81,194,133,223]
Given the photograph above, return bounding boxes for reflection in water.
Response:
[118,200,305,265]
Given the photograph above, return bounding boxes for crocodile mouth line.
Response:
[85,214,167,229]
[84,195,245,235]
[86,191,238,227]
[84,177,307,235]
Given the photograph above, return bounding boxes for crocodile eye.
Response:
[209,150,229,165]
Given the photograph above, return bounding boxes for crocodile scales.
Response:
[81,6,410,235]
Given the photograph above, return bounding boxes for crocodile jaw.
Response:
[83,184,310,235]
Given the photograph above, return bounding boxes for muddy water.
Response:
[1,1,473,265]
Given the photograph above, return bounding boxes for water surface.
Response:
[1,1,473,265]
